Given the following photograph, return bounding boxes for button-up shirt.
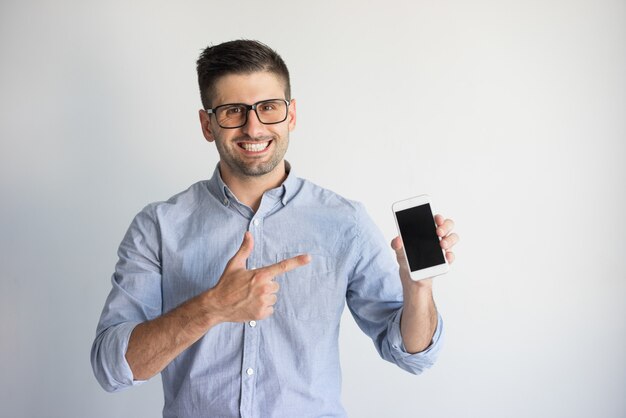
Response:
[91,164,444,418]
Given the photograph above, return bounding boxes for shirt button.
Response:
[249,320,257,327]
[223,198,229,206]
[252,219,260,226]
[246,368,254,376]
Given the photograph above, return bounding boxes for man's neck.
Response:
[219,161,287,212]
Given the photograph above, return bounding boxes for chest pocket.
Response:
[274,252,340,320]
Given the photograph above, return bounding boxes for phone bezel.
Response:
[392,194,449,281]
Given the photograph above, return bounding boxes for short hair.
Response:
[196,39,291,109]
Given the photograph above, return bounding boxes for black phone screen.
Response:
[396,203,445,272]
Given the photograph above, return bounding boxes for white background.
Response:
[1,1,624,417]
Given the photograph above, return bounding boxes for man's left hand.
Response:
[390,214,457,352]
[391,214,459,289]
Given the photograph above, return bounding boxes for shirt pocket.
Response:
[274,252,340,321]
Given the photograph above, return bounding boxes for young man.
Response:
[92,40,458,417]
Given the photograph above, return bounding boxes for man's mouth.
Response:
[238,141,271,152]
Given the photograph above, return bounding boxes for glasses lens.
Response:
[256,100,288,124]
[216,104,247,128]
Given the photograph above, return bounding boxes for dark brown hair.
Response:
[196,40,291,109]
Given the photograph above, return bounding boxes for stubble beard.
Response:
[217,134,289,178]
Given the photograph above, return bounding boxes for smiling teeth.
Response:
[241,142,269,152]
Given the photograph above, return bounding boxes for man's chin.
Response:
[234,160,282,178]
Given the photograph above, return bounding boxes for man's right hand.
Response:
[126,231,310,381]
[205,232,311,323]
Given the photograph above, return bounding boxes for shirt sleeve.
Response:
[91,204,163,392]
[345,203,444,375]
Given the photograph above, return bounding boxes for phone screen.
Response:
[396,203,445,272]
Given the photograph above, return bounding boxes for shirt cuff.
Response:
[386,308,444,374]
[92,321,147,392]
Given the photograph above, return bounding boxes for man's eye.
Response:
[260,103,277,112]
[225,106,244,115]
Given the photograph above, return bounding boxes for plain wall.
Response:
[1,1,624,417]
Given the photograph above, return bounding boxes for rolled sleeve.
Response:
[383,308,445,375]
[91,204,162,392]
[91,321,146,392]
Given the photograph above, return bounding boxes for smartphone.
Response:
[392,195,449,281]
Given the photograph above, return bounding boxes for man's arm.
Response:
[391,215,458,353]
[125,232,310,380]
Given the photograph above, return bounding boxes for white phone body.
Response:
[392,195,449,281]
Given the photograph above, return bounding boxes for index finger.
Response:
[435,215,455,237]
[259,254,311,277]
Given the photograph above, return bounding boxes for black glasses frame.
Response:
[206,98,291,129]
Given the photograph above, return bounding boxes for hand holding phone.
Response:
[392,195,449,281]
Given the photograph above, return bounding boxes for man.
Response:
[91,40,458,417]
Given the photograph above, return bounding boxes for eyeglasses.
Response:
[206,98,291,129]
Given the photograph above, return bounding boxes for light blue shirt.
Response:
[91,164,444,418]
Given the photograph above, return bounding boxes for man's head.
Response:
[197,40,291,110]
[197,40,296,181]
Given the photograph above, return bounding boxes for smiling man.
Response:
[91,40,458,418]
[201,70,294,211]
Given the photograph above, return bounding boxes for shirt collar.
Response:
[206,161,298,207]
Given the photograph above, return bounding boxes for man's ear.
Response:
[199,109,215,143]
[287,98,297,132]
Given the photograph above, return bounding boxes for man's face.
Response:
[200,71,296,179]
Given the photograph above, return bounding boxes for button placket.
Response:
[240,318,259,416]
[240,216,262,417]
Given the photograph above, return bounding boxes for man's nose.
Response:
[241,108,265,137]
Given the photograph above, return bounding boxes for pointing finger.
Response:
[261,254,311,278]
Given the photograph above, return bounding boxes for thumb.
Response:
[390,236,408,267]
[390,235,403,252]
[226,232,254,271]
